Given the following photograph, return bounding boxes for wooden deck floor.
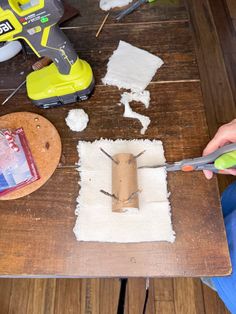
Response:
[0,0,235,312]
[0,277,230,313]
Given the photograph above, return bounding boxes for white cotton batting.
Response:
[102,40,164,92]
[73,139,176,243]
[102,41,163,134]
[121,90,151,108]
[120,91,151,134]
[100,0,133,11]
[65,109,89,132]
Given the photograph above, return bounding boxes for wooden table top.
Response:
[0,0,231,277]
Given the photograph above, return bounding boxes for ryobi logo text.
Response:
[0,20,15,35]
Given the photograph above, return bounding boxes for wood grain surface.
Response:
[225,0,236,32]
[185,0,236,192]
[63,0,188,26]
[0,0,231,277]
[0,22,199,89]
[208,0,236,106]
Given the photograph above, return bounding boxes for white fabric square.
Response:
[74,139,175,243]
[102,41,164,92]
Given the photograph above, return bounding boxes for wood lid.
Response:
[0,112,61,200]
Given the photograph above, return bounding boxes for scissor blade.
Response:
[138,162,182,171]
[138,164,167,169]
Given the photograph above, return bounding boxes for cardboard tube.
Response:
[112,153,139,212]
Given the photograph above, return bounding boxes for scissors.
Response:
[116,0,156,21]
[139,143,236,173]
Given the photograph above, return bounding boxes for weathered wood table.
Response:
[0,0,231,277]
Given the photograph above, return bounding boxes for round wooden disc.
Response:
[0,112,61,200]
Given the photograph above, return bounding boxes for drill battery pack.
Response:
[27,58,95,109]
[32,78,95,109]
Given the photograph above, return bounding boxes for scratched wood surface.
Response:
[0,0,231,280]
[0,22,199,89]
[185,0,236,193]
[225,0,236,32]
[208,0,236,109]
[64,0,188,26]
[0,88,230,277]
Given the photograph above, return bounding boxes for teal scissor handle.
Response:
[215,150,236,170]
[193,163,236,174]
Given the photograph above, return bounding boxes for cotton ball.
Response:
[65,109,89,132]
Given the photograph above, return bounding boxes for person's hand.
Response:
[203,119,236,179]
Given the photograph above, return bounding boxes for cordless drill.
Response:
[0,0,95,108]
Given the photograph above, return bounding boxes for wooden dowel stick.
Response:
[32,57,52,71]
[100,147,119,164]
[96,13,110,38]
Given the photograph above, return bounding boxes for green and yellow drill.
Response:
[0,0,95,108]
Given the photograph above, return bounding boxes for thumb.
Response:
[203,169,214,180]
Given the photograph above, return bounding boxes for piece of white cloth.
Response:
[100,0,133,11]
[121,91,150,109]
[102,41,164,92]
[120,91,151,134]
[74,139,175,243]
[102,41,163,134]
